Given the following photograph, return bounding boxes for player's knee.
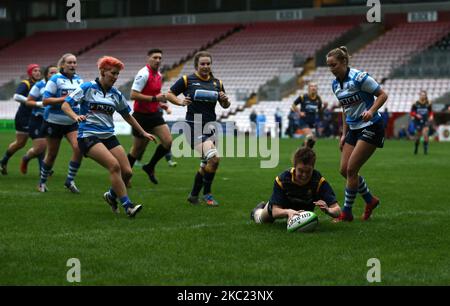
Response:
[36,143,46,154]
[346,166,358,178]
[46,152,57,164]
[122,167,132,182]
[15,139,27,149]
[210,156,220,168]
[339,166,347,178]
[204,149,219,171]
[162,139,172,150]
[71,143,81,155]
[109,161,121,174]
[206,156,219,172]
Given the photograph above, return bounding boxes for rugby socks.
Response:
[40,162,52,184]
[109,187,117,199]
[37,153,45,172]
[203,171,216,195]
[165,151,173,162]
[65,161,80,183]
[191,171,204,196]
[424,141,428,155]
[414,140,419,154]
[1,151,12,165]
[119,195,132,209]
[358,176,374,204]
[127,153,136,168]
[147,144,169,169]
[343,187,357,214]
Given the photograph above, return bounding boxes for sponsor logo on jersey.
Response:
[339,93,362,107]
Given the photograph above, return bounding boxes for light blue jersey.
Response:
[332,68,381,130]
[43,72,83,125]
[65,79,131,139]
[28,79,46,117]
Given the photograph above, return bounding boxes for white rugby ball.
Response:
[287,211,318,233]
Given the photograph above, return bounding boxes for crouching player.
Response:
[62,56,155,217]
[250,147,341,224]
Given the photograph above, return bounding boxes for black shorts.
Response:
[78,135,120,157]
[132,112,166,137]
[43,121,78,139]
[183,121,217,150]
[14,112,31,133]
[345,119,385,148]
[414,120,430,132]
[300,121,316,129]
[28,115,45,139]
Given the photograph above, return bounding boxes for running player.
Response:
[127,49,172,185]
[38,53,83,193]
[166,51,230,206]
[20,65,59,174]
[291,82,323,148]
[1,64,41,174]
[326,46,388,222]
[410,90,433,155]
[61,56,155,217]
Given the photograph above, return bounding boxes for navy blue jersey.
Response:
[411,101,432,124]
[269,168,337,211]
[170,73,224,124]
[15,79,36,118]
[293,94,322,124]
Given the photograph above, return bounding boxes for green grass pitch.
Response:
[0,131,449,285]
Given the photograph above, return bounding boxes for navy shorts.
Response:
[132,112,166,137]
[14,112,31,133]
[183,121,216,150]
[28,115,45,140]
[345,119,385,148]
[414,120,430,132]
[43,121,78,139]
[299,120,316,129]
[78,135,120,157]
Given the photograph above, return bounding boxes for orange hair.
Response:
[97,56,125,71]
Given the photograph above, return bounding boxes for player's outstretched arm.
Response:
[61,101,85,123]
[122,113,156,142]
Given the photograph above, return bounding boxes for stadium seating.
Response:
[382,78,450,112]
[0,38,11,49]
[301,21,450,114]
[0,29,117,87]
[162,20,358,112]
[76,24,238,88]
[392,32,450,78]
[351,21,450,82]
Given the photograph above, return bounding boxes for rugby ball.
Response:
[287,211,318,233]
